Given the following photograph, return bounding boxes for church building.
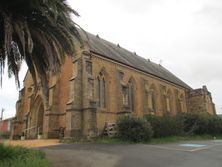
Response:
[13,30,216,139]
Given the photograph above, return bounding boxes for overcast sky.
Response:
[0,0,222,119]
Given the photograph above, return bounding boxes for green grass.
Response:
[0,143,49,167]
[150,135,222,144]
[95,135,222,145]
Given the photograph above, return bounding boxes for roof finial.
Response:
[159,59,163,66]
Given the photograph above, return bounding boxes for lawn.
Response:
[150,135,222,144]
[95,135,222,145]
[0,143,49,167]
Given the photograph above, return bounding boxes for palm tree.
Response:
[0,0,82,95]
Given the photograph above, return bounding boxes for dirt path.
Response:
[1,139,60,148]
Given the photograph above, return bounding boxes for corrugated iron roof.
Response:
[79,30,191,89]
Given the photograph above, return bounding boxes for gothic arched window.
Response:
[122,86,129,106]
[97,77,101,107]
[128,80,134,112]
[147,84,157,112]
[101,78,106,108]
[179,94,184,113]
[148,90,156,111]
[96,69,107,108]
[166,89,173,112]
[174,90,180,113]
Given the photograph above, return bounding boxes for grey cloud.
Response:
[0,95,16,118]
[189,58,222,82]
[0,95,17,107]
[107,0,162,14]
[195,4,222,25]
[200,5,222,16]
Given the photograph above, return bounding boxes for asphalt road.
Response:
[40,140,222,167]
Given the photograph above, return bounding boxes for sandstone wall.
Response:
[91,54,188,132]
[187,86,216,115]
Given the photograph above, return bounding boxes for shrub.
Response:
[177,112,222,135]
[146,114,184,137]
[195,113,212,135]
[179,112,209,135]
[117,113,222,141]
[206,115,222,135]
[117,116,153,142]
[0,131,11,139]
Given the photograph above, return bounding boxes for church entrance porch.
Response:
[25,96,44,139]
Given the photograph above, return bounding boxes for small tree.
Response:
[117,116,153,142]
[146,114,184,137]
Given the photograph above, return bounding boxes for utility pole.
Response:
[0,108,4,121]
[0,108,4,134]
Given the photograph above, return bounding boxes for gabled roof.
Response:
[79,30,191,89]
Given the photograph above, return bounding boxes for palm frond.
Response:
[0,0,82,97]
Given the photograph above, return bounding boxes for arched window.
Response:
[148,91,156,111]
[166,97,170,112]
[166,89,173,112]
[128,80,134,112]
[147,84,156,112]
[97,77,101,107]
[122,86,129,106]
[96,69,107,108]
[179,95,184,112]
[101,78,106,108]
[174,90,180,113]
